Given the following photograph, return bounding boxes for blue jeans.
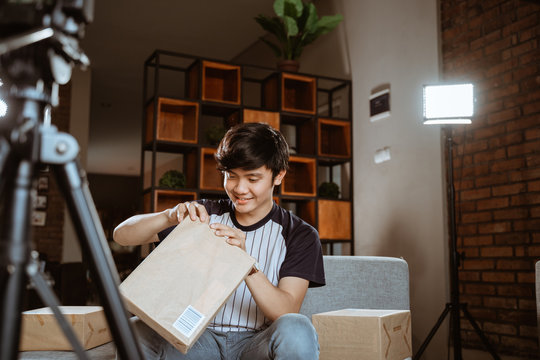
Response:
[129,313,319,359]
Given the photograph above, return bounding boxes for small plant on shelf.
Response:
[159,170,186,189]
[205,125,227,146]
[255,0,343,70]
[318,181,340,199]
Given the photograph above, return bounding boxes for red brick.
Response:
[481,271,515,282]
[507,140,540,157]
[509,168,540,182]
[496,259,533,270]
[510,193,540,206]
[461,294,483,306]
[513,219,540,231]
[462,211,492,223]
[500,335,538,351]
[517,272,535,283]
[476,173,509,187]
[486,107,521,125]
[528,180,540,192]
[473,148,507,163]
[488,131,523,148]
[531,206,540,217]
[464,283,496,295]
[518,298,537,311]
[506,115,540,132]
[458,223,478,235]
[486,84,519,102]
[463,235,493,246]
[494,233,529,245]
[463,259,495,270]
[492,183,526,196]
[473,124,507,140]
[483,296,517,310]
[515,245,526,256]
[497,285,535,297]
[462,163,489,177]
[524,127,540,140]
[490,158,526,173]
[483,322,517,335]
[461,140,489,154]
[479,221,512,234]
[493,208,529,220]
[519,325,538,338]
[480,246,514,257]
[477,197,509,210]
[460,188,491,201]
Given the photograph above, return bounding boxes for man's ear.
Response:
[273,170,286,186]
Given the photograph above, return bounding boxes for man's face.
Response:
[223,166,285,225]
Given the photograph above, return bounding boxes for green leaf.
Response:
[255,15,287,43]
[283,15,299,37]
[304,3,319,34]
[315,14,343,35]
[275,0,303,18]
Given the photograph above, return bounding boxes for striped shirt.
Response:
[158,199,325,332]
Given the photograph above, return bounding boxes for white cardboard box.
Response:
[120,218,255,354]
[19,306,112,351]
[312,309,412,360]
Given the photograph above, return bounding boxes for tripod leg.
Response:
[0,160,33,360]
[413,303,452,360]
[53,160,143,360]
[462,304,501,360]
[26,251,89,360]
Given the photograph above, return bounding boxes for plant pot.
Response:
[277,59,300,72]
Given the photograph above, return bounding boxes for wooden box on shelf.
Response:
[146,97,198,144]
[318,200,351,240]
[282,73,316,115]
[282,156,316,197]
[200,147,223,191]
[144,190,196,213]
[318,118,351,158]
[243,109,280,130]
[188,60,241,105]
[282,199,316,227]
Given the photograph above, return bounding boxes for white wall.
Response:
[62,67,92,263]
[236,1,449,358]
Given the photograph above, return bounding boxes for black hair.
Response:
[215,122,289,178]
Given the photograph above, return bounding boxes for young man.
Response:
[114,122,325,360]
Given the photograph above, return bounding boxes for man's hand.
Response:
[167,201,209,224]
[210,223,247,251]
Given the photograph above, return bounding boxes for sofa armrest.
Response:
[300,256,410,319]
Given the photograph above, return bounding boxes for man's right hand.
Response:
[167,201,209,224]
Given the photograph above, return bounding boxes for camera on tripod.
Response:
[0,2,144,359]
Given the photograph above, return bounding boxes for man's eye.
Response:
[249,178,259,182]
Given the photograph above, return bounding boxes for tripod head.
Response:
[0,0,93,133]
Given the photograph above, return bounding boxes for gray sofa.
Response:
[19,255,410,359]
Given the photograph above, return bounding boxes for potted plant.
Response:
[255,0,343,71]
[159,170,186,189]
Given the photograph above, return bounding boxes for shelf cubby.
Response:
[282,156,316,197]
[318,200,351,240]
[281,114,316,156]
[243,109,280,130]
[282,73,316,114]
[188,60,241,105]
[144,190,196,213]
[318,118,351,158]
[143,150,197,190]
[145,97,198,144]
[281,199,316,227]
[199,147,223,191]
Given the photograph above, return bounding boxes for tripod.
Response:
[413,133,500,360]
[0,2,143,359]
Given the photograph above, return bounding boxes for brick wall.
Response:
[440,0,539,357]
[32,83,71,262]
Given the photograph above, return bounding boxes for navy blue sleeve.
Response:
[279,215,325,288]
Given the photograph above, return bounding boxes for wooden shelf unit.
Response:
[142,50,353,254]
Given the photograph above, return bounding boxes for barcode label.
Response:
[173,305,205,339]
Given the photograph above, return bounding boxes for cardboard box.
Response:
[312,309,412,360]
[120,218,255,354]
[19,306,112,351]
